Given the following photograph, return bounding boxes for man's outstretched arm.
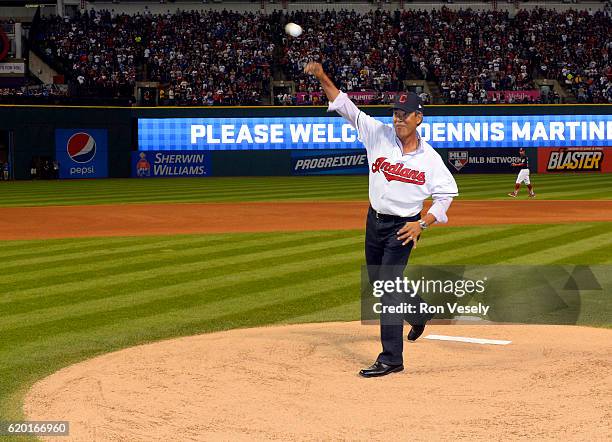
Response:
[304,61,340,103]
[304,60,382,144]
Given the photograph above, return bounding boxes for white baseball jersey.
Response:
[328,92,458,222]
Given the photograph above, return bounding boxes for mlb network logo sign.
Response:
[55,129,108,179]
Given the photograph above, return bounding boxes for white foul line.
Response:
[424,334,512,346]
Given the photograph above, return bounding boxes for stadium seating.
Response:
[5,6,609,105]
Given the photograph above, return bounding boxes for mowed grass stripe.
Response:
[0,187,366,205]
[0,250,363,341]
[3,238,363,312]
[0,234,235,268]
[0,181,344,197]
[435,224,599,265]
[502,230,612,264]
[456,174,612,188]
[2,258,361,337]
[504,179,612,193]
[533,187,612,198]
[0,234,362,311]
[5,279,361,366]
[0,224,577,319]
[555,190,612,199]
[0,235,171,257]
[0,231,363,304]
[0,230,349,280]
[410,224,542,259]
[0,179,364,200]
[549,242,612,264]
[1,174,610,207]
[0,226,511,304]
[1,180,362,200]
[0,227,492,292]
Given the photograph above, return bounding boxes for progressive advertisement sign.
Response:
[55,129,108,179]
[138,115,612,151]
[131,151,211,178]
[538,147,612,173]
[291,149,368,175]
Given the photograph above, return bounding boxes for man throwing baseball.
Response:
[508,148,535,198]
[304,61,458,378]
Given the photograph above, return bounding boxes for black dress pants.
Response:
[365,206,430,366]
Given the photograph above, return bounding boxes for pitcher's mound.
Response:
[25,322,611,441]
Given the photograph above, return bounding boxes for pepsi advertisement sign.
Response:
[138,115,612,151]
[131,151,211,178]
[55,129,108,179]
[291,150,368,175]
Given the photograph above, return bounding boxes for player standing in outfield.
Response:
[508,148,535,198]
[304,61,458,378]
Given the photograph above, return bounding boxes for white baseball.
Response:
[285,22,303,38]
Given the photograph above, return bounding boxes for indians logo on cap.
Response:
[67,132,97,163]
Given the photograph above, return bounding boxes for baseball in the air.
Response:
[285,22,303,38]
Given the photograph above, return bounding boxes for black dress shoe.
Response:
[359,361,404,378]
[407,324,426,341]
[408,312,435,341]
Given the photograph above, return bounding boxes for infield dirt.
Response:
[1,200,611,240]
[25,321,612,441]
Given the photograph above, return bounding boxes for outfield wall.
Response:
[0,105,610,180]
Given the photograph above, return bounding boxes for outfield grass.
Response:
[1,223,611,430]
[0,173,610,207]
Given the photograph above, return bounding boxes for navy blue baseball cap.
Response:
[391,92,424,114]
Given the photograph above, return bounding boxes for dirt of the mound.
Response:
[1,200,611,240]
[24,321,612,441]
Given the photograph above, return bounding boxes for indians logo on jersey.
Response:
[371,157,426,185]
[67,132,97,163]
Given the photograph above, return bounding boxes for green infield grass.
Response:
[1,223,611,432]
[0,173,610,207]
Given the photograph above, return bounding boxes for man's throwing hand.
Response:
[304,61,324,78]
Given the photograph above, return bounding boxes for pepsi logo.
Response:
[67,132,96,163]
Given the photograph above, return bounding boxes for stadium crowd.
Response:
[142,9,274,105]
[31,8,275,105]
[283,7,611,104]
[7,6,610,105]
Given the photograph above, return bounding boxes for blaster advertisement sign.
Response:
[291,150,368,175]
[131,151,211,178]
[55,129,108,179]
[538,147,611,173]
[444,148,531,173]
